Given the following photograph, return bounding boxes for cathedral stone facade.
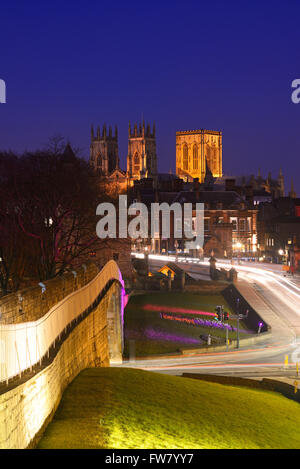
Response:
[127,121,158,182]
[176,129,222,182]
[90,124,119,175]
[89,123,222,189]
[89,121,158,188]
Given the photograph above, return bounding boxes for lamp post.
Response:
[236,298,240,349]
[226,325,229,352]
[278,249,284,265]
[233,242,243,264]
[175,239,178,261]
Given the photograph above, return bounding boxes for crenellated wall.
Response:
[0,281,122,449]
[0,263,99,324]
[0,263,124,449]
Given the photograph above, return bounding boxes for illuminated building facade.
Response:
[129,183,258,258]
[90,121,158,189]
[90,124,119,175]
[126,121,158,184]
[176,129,222,182]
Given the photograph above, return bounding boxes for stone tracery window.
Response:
[193,144,198,170]
[183,144,188,171]
[134,152,140,173]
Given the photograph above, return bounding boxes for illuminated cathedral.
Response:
[175,129,222,182]
[89,123,224,191]
[89,121,158,189]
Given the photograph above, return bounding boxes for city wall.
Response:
[0,265,122,449]
[0,263,99,324]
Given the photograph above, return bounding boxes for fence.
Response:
[222,284,269,333]
[0,260,124,384]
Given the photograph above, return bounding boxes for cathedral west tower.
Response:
[90,124,119,176]
[127,121,158,184]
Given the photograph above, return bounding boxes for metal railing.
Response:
[0,260,124,384]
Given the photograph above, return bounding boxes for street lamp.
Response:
[236,298,240,348]
[233,242,243,264]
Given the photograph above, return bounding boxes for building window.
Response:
[183,144,188,171]
[175,218,182,234]
[192,217,197,234]
[134,153,139,173]
[184,218,192,234]
[213,149,218,173]
[193,144,198,170]
[230,217,238,231]
[239,219,246,231]
[204,218,210,232]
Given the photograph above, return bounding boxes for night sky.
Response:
[1,0,300,194]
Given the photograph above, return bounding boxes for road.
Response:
[118,254,300,381]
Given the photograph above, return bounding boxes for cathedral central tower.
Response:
[176,129,222,182]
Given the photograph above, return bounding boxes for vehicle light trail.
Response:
[132,252,300,301]
[128,252,300,374]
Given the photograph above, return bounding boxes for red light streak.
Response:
[143,304,216,317]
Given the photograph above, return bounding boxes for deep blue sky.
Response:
[1,0,300,194]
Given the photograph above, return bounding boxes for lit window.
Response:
[239,219,246,231]
[230,217,238,231]
[183,144,188,171]
[184,219,192,233]
[175,218,182,233]
[134,153,139,173]
[193,145,198,170]
[192,217,197,234]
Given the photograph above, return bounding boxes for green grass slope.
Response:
[38,368,300,449]
[124,292,249,357]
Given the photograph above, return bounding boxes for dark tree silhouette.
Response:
[14,149,101,280]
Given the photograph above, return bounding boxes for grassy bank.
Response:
[124,292,250,357]
[38,368,300,449]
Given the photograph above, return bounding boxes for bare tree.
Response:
[14,149,102,280]
[44,135,84,158]
[0,152,30,294]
